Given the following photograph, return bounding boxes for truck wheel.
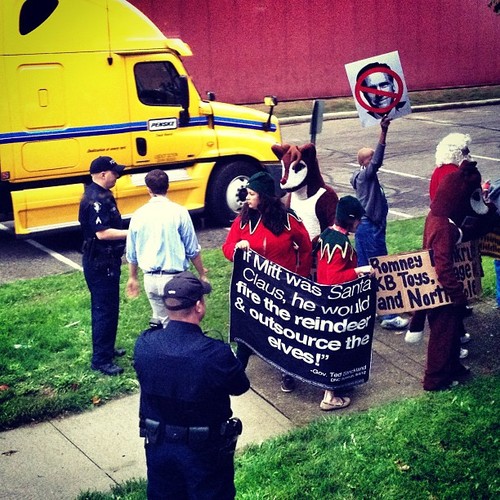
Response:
[207,161,260,226]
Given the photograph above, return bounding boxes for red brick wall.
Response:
[130,0,500,104]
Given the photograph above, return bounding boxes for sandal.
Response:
[319,396,351,411]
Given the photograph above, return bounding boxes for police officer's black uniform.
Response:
[134,320,250,499]
[79,171,125,373]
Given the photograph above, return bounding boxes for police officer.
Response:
[79,156,128,376]
[134,271,250,499]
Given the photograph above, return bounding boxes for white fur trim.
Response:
[435,133,471,166]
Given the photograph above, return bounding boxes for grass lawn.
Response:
[1,217,498,499]
[0,249,233,431]
[78,374,500,499]
[234,376,499,499]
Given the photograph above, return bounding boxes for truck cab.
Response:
[0,0,281,235]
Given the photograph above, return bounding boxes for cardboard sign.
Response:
[229,249,376,390]
[369,240,482,315]
[345,51,412,128]
[479,228,500,259]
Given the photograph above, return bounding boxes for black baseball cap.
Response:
[164,271,212,310]
[336,195,365,224]
[89,156,125,176]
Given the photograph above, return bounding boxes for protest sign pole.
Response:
[310,99,324,144]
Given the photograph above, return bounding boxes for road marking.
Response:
[26,239,83,271]
[379,167,427,180]
[1,222,82,271]
[473,155,500,163]
[347,164,428,180]
[389,209,415,219]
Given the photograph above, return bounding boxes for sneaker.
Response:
[91,363,124,376]
[460,333,471,344]
[280,374,296,393]
[405,330,423,343]
[460,348,469,359]
[380,316,409,330]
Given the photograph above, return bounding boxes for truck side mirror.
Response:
[178,75,190,126]
[264,96,278,107]
[206,91,216,101]
[263,95,278,131]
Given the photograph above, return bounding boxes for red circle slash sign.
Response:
[355,66,404,114]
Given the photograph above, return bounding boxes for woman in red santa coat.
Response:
[222,171,312,392]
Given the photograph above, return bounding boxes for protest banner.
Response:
[229,249,376,390]
[370,240,482,316]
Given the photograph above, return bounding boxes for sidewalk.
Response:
[0,388,293,499]
[1,299,498,499]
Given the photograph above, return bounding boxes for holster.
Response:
[81,237,96,258]
[140,418,161,444]
[219,417,243,450]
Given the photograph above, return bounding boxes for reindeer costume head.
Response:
[272,143,338,241]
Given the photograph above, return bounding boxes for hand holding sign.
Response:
[355,265,374,277]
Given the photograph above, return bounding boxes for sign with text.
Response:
[370,240,482,315]
[479,228,500,259]
[229,249,376,390]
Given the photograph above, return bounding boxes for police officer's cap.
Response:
[164,271,212,310]
[90,156,126,176]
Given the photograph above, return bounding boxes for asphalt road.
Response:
[283,104,500,220]
[1,104,498,284]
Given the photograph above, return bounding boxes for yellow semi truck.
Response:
[0,0,281,236]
